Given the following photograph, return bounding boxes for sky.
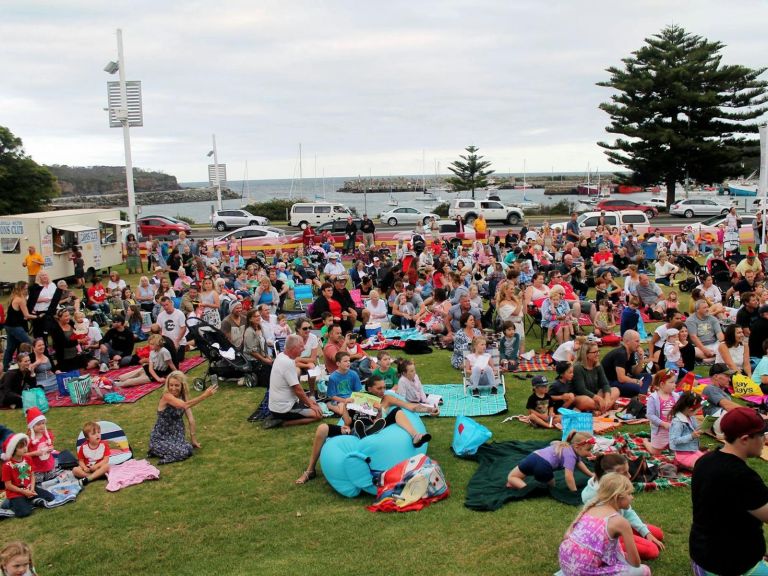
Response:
[2,0,767,184]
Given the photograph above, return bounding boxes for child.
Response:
[525,375,559,428]
[72,310,90,342]
[273,313,294,338]
[553,335,586,364]
[24,407,58,484]
[396,292,416,329]
[669,392,708,470]
[114,334,176,388]
[620,296,641,335]
[498,321,520,372]
[396,358,427,404]
[593,300,616,337]
[548,361,577,411]
[464,336,498,397]
[325,352,363,417]
[581,454,665,561]
[1,433,55,517]
[559,473,651,575]
[643,369,679,455]
[506,430,595,492]
[126,304,147,342]
[0,541,35,576]
[663,328,682,372]
[318,312,334,345]
[371,351,397,390]
[73,421,111,485]
[148,371,218,465]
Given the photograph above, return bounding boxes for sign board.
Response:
[78,229,99,244]
[208,164,227,188]
[0,220,24,235]
[107,80,143,127]
[41,233,53,268]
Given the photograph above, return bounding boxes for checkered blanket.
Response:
[422,384,507,417]
[516,353,554,372]
[605,432,692,492]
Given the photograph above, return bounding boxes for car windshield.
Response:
[700,214,724,226]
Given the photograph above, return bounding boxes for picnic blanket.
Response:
[422,384,507,417]
[605,432,692,492]
[464,440,592,511]
[516,353,554,372]
[380,328,428,341]
[46,356,206,408]
[0,472,82,517]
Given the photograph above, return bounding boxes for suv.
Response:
[670,198,730,218]
[448,199,523,225]
[137,215,192,238]
[596,199,658,218]
[552,210,651,235]
[210,209,269,232]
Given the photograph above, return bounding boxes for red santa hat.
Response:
[1,433,29,461]
[26,406,46,430]
[748,247,756,258]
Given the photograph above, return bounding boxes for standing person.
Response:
[343,216,357,255]
[3,281,36,371]
[125,233,142,274]
[70,245,86,287]
[565,212,581,244]
[28,271,58,339]
[264,334,322,428]
[21,246,44,286]
[690,407,768,576]
[474,213,488,242]
[302,223,314,250]
[156,296,188,366]
[361,214,376,249]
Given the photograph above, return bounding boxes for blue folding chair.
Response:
[293,284,314,311]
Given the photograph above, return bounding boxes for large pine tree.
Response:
[598,25,768,206]
[446,146,494,199]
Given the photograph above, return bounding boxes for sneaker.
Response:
[353,420,368,438]
[365,418,387,436]
[261,415,283,430]
[472,390,480,398]
[491,387,498,395]
[99,363,108,373]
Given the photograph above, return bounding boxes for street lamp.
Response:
[104,28,141,237]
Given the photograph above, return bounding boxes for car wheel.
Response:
[249,220,258,226]
[215,222,227,232]
[507,213,520,225]
[465,214,477,225]
[168,230,179,236]
[684,209,694,219]
[387,217,398,227]
[423,216,431,225]
[720,209,729,216]
[645,209,655,219]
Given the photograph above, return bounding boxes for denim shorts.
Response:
[518,453,555,483]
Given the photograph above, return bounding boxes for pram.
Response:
[308,245,327,269]
[186,316,258,390]
[707,258,732,293]
[675,254,706,293]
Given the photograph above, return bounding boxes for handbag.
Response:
[56,370,81,397]
[66,375,93,405]
[628,455,658,483]
[558,407,593,441]
[22,387,49,414]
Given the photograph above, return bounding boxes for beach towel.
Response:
[421,384,507,417]
[516,353,554,372]
[106,459,160,492]
[367,454,449,513]
[464,440,592,511]
[0,472,82,517]
[45,356,205,408]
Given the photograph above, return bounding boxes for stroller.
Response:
[186,316,258,391]
[308,245,327,269]
[707,258,732,293]
[676,254,706,292]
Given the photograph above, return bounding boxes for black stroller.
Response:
[186,317,258,390]
[707,258,732,293]
[676,254,706,292]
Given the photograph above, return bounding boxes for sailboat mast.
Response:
[298,143,303,196]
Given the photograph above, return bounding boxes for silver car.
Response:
[210,209,270,231]
[670,198,730,218]
[379,207,439,227]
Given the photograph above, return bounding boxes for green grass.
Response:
[11,264,768,575]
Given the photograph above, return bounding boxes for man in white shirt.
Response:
[257,304,277,350]
[265,334,322,428]
[156,296,188,365]
[323,253,345,280]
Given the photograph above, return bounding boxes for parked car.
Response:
[210,209,269,231]
[596,199,658,218]
[393,220,477,248]
[290,219,363,245]
[691,213,755,245]
[379,207,439,227]
[208,226,288,256]
[670,198,730,218]
[289,202,353,229]
[137,215,192,238]
[448,199,524,225]
[647,198,668,210]
[215,225,285,242]
[552,210,651,235]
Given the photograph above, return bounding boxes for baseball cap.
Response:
[666,328,679,337]
[720,407,766,439]
[709,363,736,377]
[532,375,548,388]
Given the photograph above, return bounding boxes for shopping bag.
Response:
[66,375,93,405]
[22,387,49,414]
[732,373,762,398]
[56,370,81,397]
[451,416,492,457]
[559,408,593,441]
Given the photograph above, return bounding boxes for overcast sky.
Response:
[2,0,767,183]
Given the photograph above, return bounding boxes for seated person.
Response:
[73,421,111,485]
[526,375,560,429]
[464,336,499,397]
[325,352,363,417]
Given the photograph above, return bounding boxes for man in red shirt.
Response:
[322,324,344,374]
[592,244,619,276]
[87,277,111,318]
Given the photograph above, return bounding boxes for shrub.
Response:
[433,202,450,217]
[175,214,196,225]
[243,198,307,222]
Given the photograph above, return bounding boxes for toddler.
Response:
[395,358,427,404]
[506,431,595,492]
[273,313,294,338]
[396,293,417,329]
[0,541,35,576]
[1,433,55,517]
[498,321,520,372]
[464,336,498,397]
[73,421,111,485]
[663,328,682,372]
[25,407,59,484]
[525,376,558,428]
[644,369,679,455]
[318,312,334,345]
[669,392,707,470]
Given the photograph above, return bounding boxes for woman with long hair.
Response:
[3,281,36,371]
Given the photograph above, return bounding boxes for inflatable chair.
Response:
[319,408,429,497]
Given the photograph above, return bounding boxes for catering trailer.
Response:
[0,208,131,283]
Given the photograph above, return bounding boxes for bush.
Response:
[433,202,450,217]
[175,214,196,225]
[530,200,574,216]
[244,198,307,222]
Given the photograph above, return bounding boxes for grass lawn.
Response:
[9,264,768,575]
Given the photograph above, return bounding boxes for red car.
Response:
[595,199,658,219]
[137,215,192,238]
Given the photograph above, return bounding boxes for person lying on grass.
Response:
[506,430,595,493]
[295,375,437,485]
[73,421,111,485]
[113,334,176,388]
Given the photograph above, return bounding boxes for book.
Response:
[699,415,719,434]
[425,394,442,408]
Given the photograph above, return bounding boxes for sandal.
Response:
[295,469,317,485]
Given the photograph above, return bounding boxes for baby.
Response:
[273,314,294,338]
[72,311,90,342]
[663,328,682,372]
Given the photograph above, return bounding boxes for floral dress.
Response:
[148,406,194,465]
[558,513,650,576]
[451,327,481,369]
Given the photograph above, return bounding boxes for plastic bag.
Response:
[451,416,492,456]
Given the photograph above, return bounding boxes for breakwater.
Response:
[49,187,240,209]
[337,176,609,194]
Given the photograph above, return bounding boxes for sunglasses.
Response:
[300,326,310,331]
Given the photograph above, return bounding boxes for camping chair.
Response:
[349,288,364,309]
[462,350,505,396]
[273,337,287,356]
[524,304,546,348]
[293,284,314,311]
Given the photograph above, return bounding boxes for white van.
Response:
[552,210,651,235]
[289,202,353,229]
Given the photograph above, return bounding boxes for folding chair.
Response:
[525,305,546,348]
[292,284,314,311]
[462,350,505,396]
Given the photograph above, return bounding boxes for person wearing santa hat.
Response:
[1,432,54,517]
[24,407,58,484]
[736,246,765,282]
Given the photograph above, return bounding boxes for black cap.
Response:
[709,363,736,377]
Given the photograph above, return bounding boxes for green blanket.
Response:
[464,440,593,511]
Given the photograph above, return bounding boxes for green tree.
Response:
[446,145,494,199]
[0,126,58,214]
[598,25,768,206]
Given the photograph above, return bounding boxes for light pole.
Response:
[104,28,140,237]
[209,134,223,210]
